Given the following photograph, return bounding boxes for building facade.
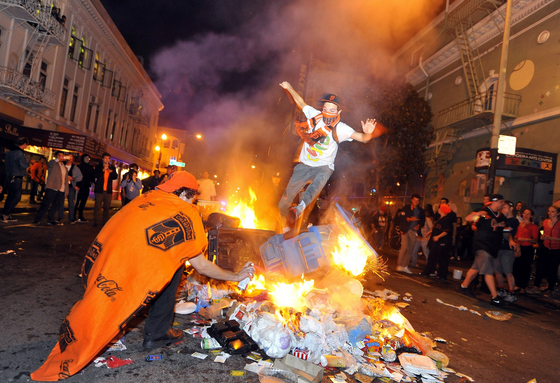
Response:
[0,0,163,176]
[392,0,560,222]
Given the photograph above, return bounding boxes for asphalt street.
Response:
[1,205,560,383]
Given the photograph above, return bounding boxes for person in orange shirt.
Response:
[30,171,254,381]
[29,157,46,204]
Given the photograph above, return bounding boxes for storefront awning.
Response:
[475,147,557,181]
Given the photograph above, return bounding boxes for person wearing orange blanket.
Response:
[31,171,255,381]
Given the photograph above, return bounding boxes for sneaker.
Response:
[3,215,17,222]
[491,296,504,305]
[402,267,413,274]
[458,285,476,298]
[142,328,184,350]
[497,288,508,298]
[505,292,517,303]
[70,220,77,225]
[47,221,62,226]
[1,215,8,223]
[78,218,88,223]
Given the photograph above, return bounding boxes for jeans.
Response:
[67,187,78,221]
[94,192,113,225]
[144,266,184,340]
[2,176,23,216]
[278,163,333,218]
[513,245,535,289]
[30,180,40,202]
[35,189,64,223]
[534,247,560,291]
[398,230,417,268]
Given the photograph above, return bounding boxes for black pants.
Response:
[423,241,450,279]
[143,266,184,340]
[2,177,23,216]
[513,245,534,289]
[35,189,64,223]
[30,180,40,202]
[534,247,560,292]
[76,187,90,219]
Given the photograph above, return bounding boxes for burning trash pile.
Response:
[171,204,463,382]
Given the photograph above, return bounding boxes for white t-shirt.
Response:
[197,178,216,201]
[298,105,355,170]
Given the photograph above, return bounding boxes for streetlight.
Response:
[196,134,202,139]
[155,145,161,169]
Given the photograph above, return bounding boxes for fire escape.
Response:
[0,0,66,110]
[425,0,521,179]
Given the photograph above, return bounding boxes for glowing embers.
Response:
[225,187,259,229]
[332,233,372,276]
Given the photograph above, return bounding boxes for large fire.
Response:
[225,187,259,229]
[332,233,371,276]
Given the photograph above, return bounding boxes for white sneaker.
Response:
[396,266,405,272]
[505,292,517,303]
[403,267,413,274]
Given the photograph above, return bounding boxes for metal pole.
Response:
[487,0,513,194]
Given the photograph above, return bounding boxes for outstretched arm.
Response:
[351,119,377,142]
[189,254,254,282]
[280,81,307,110]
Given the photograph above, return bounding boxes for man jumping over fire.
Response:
[278,81,382,229]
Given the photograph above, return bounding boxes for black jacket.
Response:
[394,204,426,235]
[77,162,95,190]
[93,163,117,193]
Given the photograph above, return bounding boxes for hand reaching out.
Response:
[361,118,377,134]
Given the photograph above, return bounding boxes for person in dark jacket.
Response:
[371,205,391,249]
[394,194,425,274]
[93,152,117,227]
[2,137,29,222]
[76,154,95,222]
[142,170,162,194]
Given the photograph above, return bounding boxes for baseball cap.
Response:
[157,171,198,192]
[489,194,504,202]
[504,200,514,207]
[379,205,388,212]
[167,164,177,170]
[320,94,342,108]
[439,204,452,214]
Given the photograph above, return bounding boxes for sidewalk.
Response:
[377,246,560,310]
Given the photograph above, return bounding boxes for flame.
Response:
[225,187,259,229]
[245,274,267,295]
[332,233,371,276]
[268,277,315,313]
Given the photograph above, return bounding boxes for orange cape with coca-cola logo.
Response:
[31,190,208,381]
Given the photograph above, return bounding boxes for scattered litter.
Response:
[368,289,400,301]
[436,298,468,311]
[214,354,229,363]
[441,367,456,374]
[398,353,439,377]
[191,352,208,359]
[146,354,162,362]
[395,302,409,309]
[456,372,475,381]
[469,310,481,316]
[257,367,297,382]
[461,338,468,342]
[230,369,246,377]
[526,380,536,383]
[107,339,126,352]
[485,311,512,321]
[434,337,447,344]
[354,373,374,383]
[105,356,133,368]
[0,250,15,255]
[403,296,413,302]
[201,338,221,350]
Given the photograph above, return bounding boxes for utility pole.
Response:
[487,0,513,194]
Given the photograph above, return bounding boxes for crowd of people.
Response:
[358,193,560,305]
[0,139,218,228]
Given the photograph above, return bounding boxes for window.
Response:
[70,85,79,122]
[39,61,48,89]
[93,108,100,134]
[123,124,129,149]
[78,38,93,69]
[110,115,117,141]
[119,121,126,146]
[112,79,121,97]
[93,53,105,81]
[105,111,112,139]
[172,140,179,150]
[60,78,69,117]
[68,27,77,59]
[22,50,32,78]
[163,139,170,149]
[85,103,93,130]
[118,86,126,102]
[102,69,113,88]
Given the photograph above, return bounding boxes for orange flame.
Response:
[226,187,259,229]
[332,233,371,276]
[268,277,315,314]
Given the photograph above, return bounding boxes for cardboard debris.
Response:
[485,311,512,321]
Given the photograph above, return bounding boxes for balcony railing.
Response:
[435,90,522,130]
[0,66,56,109]
[0,0,66,45]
